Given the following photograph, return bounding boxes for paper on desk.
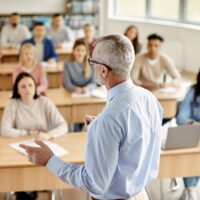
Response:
[40,62,57,68]
[90,88,107,99]
[10,139,69,157]
[156,87,176,94]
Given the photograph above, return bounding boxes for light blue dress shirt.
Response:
[47,79,163,199]
[177,87,200,125]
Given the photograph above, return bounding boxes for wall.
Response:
[99,0,200,73]
[0,0,66,14]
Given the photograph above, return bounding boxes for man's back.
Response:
[86,79,163,199]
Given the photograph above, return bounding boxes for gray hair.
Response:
[95,34,135,76]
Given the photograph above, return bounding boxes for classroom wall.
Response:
[0,0,66,14]
[99,0,200,73]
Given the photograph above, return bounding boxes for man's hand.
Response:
[85,115,96,126]
[19,140,54,165]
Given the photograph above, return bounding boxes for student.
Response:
[22,22,58,63]
[176,70,200,200]
[1,72,68,139]
[63,38,96,93]
[124,25,142,54]
[1,12,31,49]
[13,43,48,95]
[21,35,163,200]
[48,14,74,48]
[131,33,181,91]
[82,23,96,56]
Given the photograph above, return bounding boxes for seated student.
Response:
[124,25,142,54]
[1,12,31,49]
[1,72,68,200]
[13,43,48,95]
[47,14,74,48]
[63,38,96,93]
[22,22,58,63]
[176,70,200,200]
[131,33,181,90]
[82,23,96,56]
[1,72,68,139]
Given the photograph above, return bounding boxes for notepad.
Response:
[156,87,176,94]
[10,139,69,157]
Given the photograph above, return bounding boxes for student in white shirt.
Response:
[1,12,31,49]
[48,14,74,48]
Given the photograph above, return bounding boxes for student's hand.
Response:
[48,58,56,64]
[85,115,96,126]
[20,140,53,165]
[56,43,63,49]
[75,87,84,94]
[35,132,53,141]
[28,129,39,136]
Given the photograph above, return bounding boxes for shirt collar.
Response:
[107,79,134,102]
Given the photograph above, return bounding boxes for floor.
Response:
[0,178,200,200]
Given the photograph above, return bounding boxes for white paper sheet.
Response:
[10,139,69,157]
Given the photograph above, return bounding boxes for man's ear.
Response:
[101,66,109,78]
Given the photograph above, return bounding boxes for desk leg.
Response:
[51,190,56,200]
[160,180,164,200]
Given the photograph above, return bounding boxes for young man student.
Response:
[131,33,181,91]
[22,22,57,63]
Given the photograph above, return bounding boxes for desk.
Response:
[0,62,63,89]
[0,88,106,124]
[1,47,72,63]
[1,133,200,193]
[0,86,189,123]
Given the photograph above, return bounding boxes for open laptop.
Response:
[162,124,200,150]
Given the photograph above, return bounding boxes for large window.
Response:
[113,0,200,25]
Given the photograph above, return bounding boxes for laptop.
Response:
[161,124,200,150]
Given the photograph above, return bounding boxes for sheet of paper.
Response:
[156,87,176,94]
[90,87,107,99]
[10,139,69,157]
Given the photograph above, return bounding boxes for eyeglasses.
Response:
[88,57,112,70]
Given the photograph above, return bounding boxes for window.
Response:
[150,0,180,20]
[115,0,146,18]
[186,0,200,23]
[113,0,200,25]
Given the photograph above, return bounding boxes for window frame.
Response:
[112,0,200,26]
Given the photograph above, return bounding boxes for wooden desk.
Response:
[1,47,72,63]
[0,88,106,124]
[0,62,63,89]
[1,133,200,193]
[0,86,190,123]
[0,133,86,192]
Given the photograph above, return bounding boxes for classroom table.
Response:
[0,85,190,123]
[0,62,63,89]
[1,47,72,63]
[1,133,200,193]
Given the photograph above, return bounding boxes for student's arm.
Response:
[63,62,77,91]
[47,40,58,62]
[163,55,181,87]
[1,100,28,137]
[23,26,31,40]
[130,56,143,86]
[1,26,10,48]
[37,65,48,94]
[176,88,194,125]
[12,66,22,84]
[44,98,68,138]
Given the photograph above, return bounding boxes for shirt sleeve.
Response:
[131,56,143,85]
[1,26,9,48]
[23,26,31,40]
[12,66,22,84]
[176,88,194,125]
[1,100,28,137]
[36,65,48,94]
[163,55,181,86]
[44,98,68,138]
[63,62,76,91]
[47,115,121,195]
[48,40,58,61]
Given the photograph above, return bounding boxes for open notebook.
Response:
[10,139,69,157]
